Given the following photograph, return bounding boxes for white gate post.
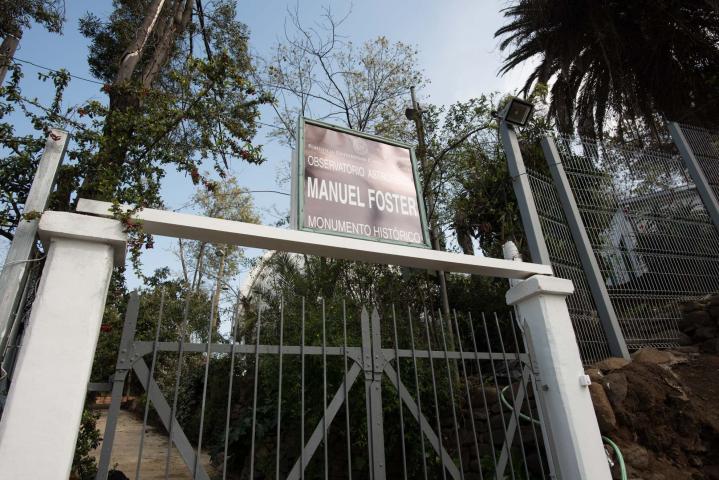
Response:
[506,275,611,480]
[0,212,125,480]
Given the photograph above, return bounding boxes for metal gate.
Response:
[95,291,554,480]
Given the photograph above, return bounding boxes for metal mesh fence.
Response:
[526,170,612,363]
[549,135,719,350]
[679,124,719,201]
[0,246,45,394]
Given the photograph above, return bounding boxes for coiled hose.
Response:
[499,385,627,480]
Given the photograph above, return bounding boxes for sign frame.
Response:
[294,116,431,248]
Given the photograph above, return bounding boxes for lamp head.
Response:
[498,97,534,127]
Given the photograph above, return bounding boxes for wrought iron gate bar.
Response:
[437,311,465,479]
[406,307,429,480]
[341,300,353,480]
[390,305,408,480]
[275,297,285,480]
[482,314,516,479]
[300,297,305,480]
[164,291,193,479]
[221,303,240,480]
[286,363,363,479]
[509,313,549,478]
[495,314,530,479]
[421,307,448,480]
[133,359,211,480]
[321,299,328,480]
[192,290,214,479]
[452,310,484,480]
[248,302,262,479]
[467,311,499,474]
[135,289,165,480]
[130,341,529,361]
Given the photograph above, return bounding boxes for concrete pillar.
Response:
[506,275,611,480]
[0,212,126,479]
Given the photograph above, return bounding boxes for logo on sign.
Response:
[350,136,369,157]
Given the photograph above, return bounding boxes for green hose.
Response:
[499,385,627,480]
[601,435,627,480]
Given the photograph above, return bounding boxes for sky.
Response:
[5,0,537,290]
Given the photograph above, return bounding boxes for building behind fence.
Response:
[505,121,719,364]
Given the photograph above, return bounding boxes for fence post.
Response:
[0,129,68,365]
[506,275,612,480]
[541,137,630,360]
[499,121,552,265]
[0,212,125,480]
[667,122,719,234]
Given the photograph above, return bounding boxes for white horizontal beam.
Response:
[76,199,553,279]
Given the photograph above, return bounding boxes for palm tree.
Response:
[495,1,719,141]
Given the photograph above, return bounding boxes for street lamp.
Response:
[498,97,534,127]
[405,106,421,121]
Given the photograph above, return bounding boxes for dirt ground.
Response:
[592,351,719,480]
[90,409,215,480]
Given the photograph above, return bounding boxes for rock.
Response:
[679,300,703,314]
[694,325,718,341]
[108,471,130,480]
[622,443,650,470]
[471,385,498,408]
[675,345,700,354]
[472,409,488,421]
[656,329,682,345]
[704,465,719,480]
[585,367,604,382]
[524,452,543,476]
[681,310,712,330]
[626,465,643,480]
[595,357,630,372]
[589,382,616,431]
[708,306,719,320]
[602,372,628,407]
[459,429,476,446]
[678,332,693,346]
[631,348,676,365]
[700,338,719,354]
[488,414,505,429]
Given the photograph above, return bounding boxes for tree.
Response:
[76,0,270,204]
[0,1,65,85]
[495,0,719,141]
[176,177,260,329]
[260,6,426,146]
[0,0,64,38]
[0,0,270,263]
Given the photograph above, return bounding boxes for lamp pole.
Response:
[409,86,452,336]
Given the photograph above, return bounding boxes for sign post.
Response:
[293,118,430,248]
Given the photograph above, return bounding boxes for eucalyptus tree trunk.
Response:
[210,245,228,332]
[0,34,19,85]
[78,0,194,201]
[116,0,169,84]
